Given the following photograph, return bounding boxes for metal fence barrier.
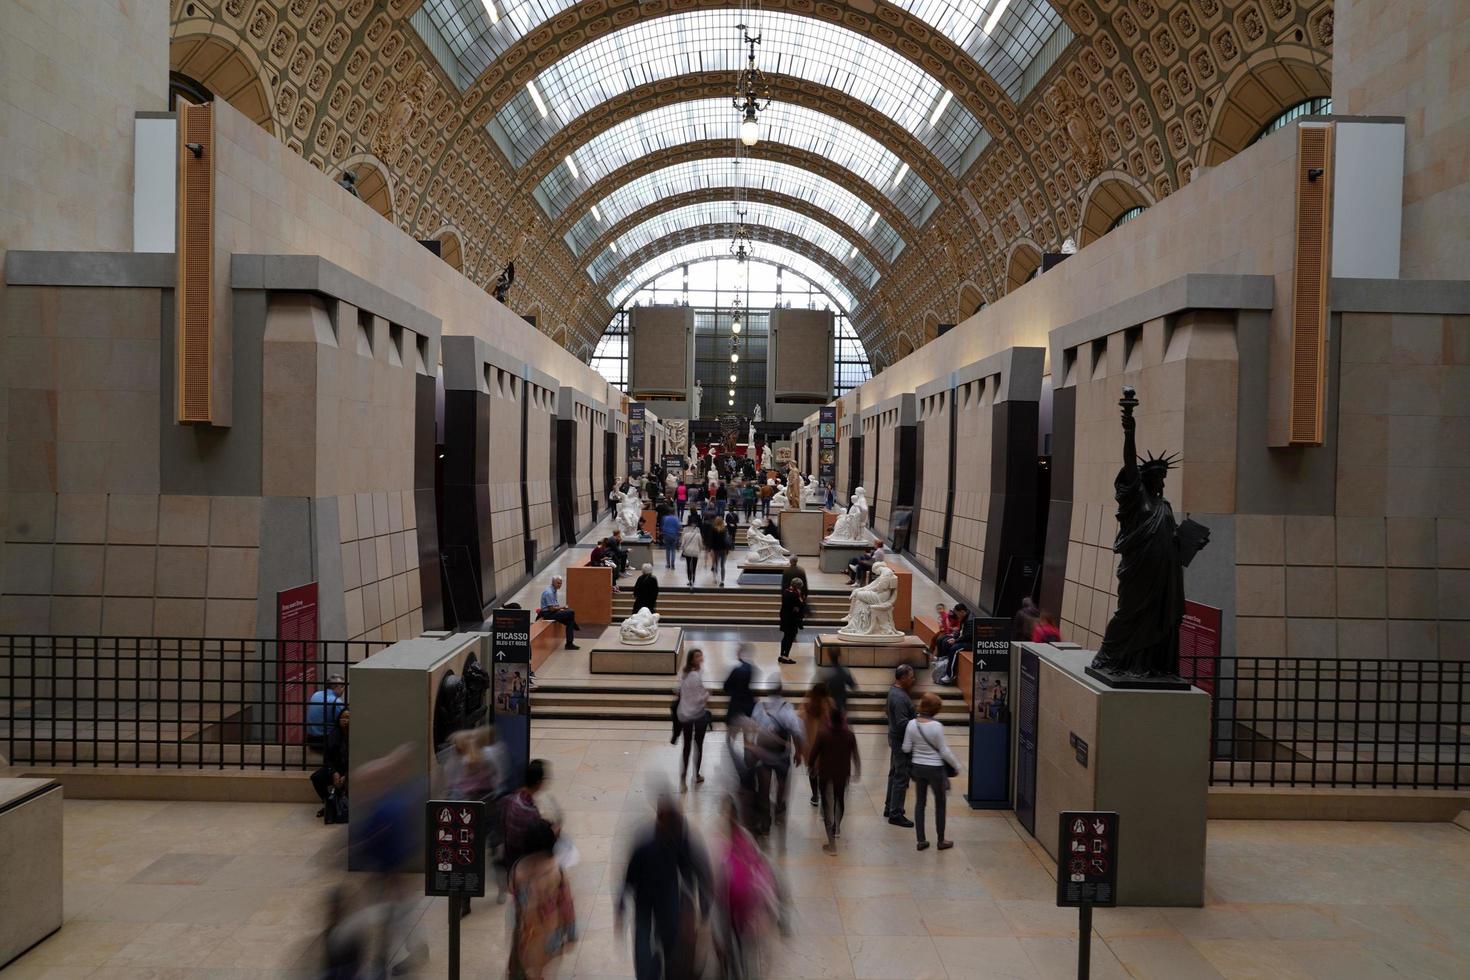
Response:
[1199,655,1469,789]
[0,634,383,770]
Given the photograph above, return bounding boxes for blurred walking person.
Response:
[748,684,804,841]
[809,707,861,855]
[800,683,832,808]
[508,821,577,979]
[616,796,713,980]
[715,797,783,978]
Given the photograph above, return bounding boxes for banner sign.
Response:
[662,453,686,474]
[966,618,1012,808]
[491,607,532,785]
[425,799,487,897]
[818,406,837,485]
[1014,647,1041,834]
[1178,600,1221,697]
[627,402,646,477]
[276,582,319,745]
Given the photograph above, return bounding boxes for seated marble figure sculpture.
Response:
[610,484,646,539]
[619,607,661,645]
[745,517,792,565]
[825,487,870,544]
[838,562,903,642]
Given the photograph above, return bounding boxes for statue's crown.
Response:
[1140,450,1180,473]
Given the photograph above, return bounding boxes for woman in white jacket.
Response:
[901,692,960,851]
[674,648,710,788]
[679,518,704,586]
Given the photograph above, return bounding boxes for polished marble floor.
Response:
[10,720,1470,979]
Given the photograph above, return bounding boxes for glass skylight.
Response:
[586,201,879,289]
[418,1,1064,102]
[563,158,906,263]
[537,100,936,224]
[608,241,857,313]
[492,10,984,171]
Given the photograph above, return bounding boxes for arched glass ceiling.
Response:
[609,241,856,313]
[564,158,906,263]
[417,1,1064,103]
[493,10,982,171]
[537,100,936,224]
[587,201,880,289]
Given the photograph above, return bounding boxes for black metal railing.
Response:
[1198,655,1469,789]
[0,634,384,770]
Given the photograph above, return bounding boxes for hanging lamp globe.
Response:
[739,104,760,147]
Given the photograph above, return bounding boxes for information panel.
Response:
[1178,600,1221,697]
[425,799,486,897]
[1014,647,1041,835]
[627,402,646,477]
[276,582,319,745]
[1057,810,1119,907]
[491,607,532,785]
[818,406,837,486]
[966,618,1012,808]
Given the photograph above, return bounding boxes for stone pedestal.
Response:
[566,565,613,625]
[0,778,62,968]
[641,508,657,537]
[816,633,928,668]
[1021,643,1209,907]
[819,541,871,573]
[590,626,684,674]
[891,568,912,631]
[778,508,826,556]
[348,632,489,870]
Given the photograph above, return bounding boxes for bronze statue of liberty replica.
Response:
[1086,386,1211,690]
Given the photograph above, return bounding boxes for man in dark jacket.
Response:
[616,797,712,980]
[884,665,917,827]
[632,563,659,614]
[780,556,807,592]
[722,644,758,725]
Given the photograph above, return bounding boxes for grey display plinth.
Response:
[778,508,825,556]
[625,539,653,570]
[816,633,928,668]
[590,626,684,674]
[0,778,62,969]
[819,541,871,572]
[1020,643,1208,907]
[348,632,489,871]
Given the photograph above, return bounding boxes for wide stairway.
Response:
[533,680,967,728]
[612,587,851,626]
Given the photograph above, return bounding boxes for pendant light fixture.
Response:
[732,7,770,149]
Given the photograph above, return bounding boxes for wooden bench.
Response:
[529,619,564,671]
[913,615,942,647]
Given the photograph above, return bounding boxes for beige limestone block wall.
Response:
[260,293,424,645]
[870,411,897,541]
[488,367,527,598]
[860,414,880,534]
[526,383,557,567]
[1234,312,1470,663]
[1058,313,1240,649]
[207,99,616,409]
[914,391,950,573]
[843,123,1300,441]
[1333,0,1470,280]
[0,0,168,592]
[948,376,996,608]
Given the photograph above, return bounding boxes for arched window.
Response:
[1252,97,1333,146]
[1107,206,1147,233]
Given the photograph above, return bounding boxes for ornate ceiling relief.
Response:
[169,1,1333,360]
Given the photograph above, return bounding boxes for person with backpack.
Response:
[902,692,961,851]
[747,684,805,840]
[659,510,681,569]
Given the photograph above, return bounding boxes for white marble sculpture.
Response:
[692,381,702,420]
[753,405,762,423]
[666,419,688,455]
[824,486,871,544]
[745,517,791,565]
[610,485,646,539]
[619,608,662,645]
[747,419,755,450]
[838,562,904,642]
[759,445,773,473]
[767,479,788,515]
[801,474,821,507]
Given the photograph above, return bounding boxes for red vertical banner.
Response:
[277,582,319,744]
[1178,600,1221,697]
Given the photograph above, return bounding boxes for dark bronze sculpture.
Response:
[493,259,516,303]
[1086,386,1210,690]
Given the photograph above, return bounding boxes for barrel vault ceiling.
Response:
[168,0,1334,367]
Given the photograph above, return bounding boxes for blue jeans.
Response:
[663,541,677,568]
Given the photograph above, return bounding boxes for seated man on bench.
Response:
[537,576,581,650]
[931,603,971,686]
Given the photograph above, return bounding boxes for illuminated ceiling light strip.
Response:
[848,245,859,259]
[609,241,618,253]
[891,162,909,188]
[866,211,879,230]
[984,0,1013,35]
[526,79,548,119]
[929,90,954,127]
[564,155,579,179]
[480,0,498,26]
[590,204,603,222]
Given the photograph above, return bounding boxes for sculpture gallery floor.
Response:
[13,725,1470,979]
